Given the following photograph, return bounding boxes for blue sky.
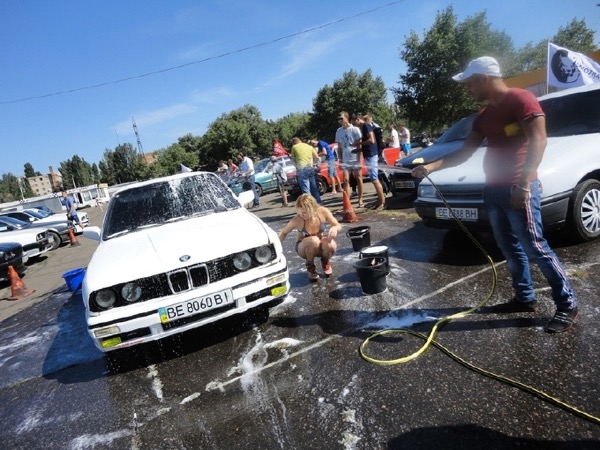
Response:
[1,0,599,176]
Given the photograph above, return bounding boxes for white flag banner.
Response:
[547,42,600,88]
[180,164,193,173]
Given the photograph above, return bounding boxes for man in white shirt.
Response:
[399,124,411,156]
[334,111,362,203]
[237,153,260,208]
[386,123,400,148]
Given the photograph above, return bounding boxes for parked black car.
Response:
[0,242,26,283]
[390,114,477,199]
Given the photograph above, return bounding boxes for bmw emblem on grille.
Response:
[179,255,191,262]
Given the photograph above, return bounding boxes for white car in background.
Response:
[0,222,53,262]
[82,172,289,353]
[414,82,600,243]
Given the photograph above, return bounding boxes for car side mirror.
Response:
[82,226,102,242]
[237,190,255,208]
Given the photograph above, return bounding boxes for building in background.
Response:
[26,166,63,196]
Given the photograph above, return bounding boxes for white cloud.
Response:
[268,28,356,84]
[114,103,198,135]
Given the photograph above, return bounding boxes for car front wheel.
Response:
[566,179,600,242]
[316,177,328,195]
[49,231,62,250]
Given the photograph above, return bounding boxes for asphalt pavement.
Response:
[1,184,599,449]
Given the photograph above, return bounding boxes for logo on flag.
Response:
[272,139,288,157]
[547,42,600,88]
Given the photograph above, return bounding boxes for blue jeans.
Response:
[246,174,260,206]
[297,167,322,204]
[484,181,576,310]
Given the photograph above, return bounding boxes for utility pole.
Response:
[132,117,145,157]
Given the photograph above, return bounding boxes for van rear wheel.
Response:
[565,179,600,243]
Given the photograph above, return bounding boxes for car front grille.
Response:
[167,264,209,293]
[436,185,484,200]
[89,244,277,312]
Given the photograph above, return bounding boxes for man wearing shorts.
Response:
[310,139,342,194]
[335,111,363,205]
[353,114,386,211]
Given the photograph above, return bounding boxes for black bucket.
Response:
[353,257,388,295]
[360,245,390,275]
[346,226,371,252]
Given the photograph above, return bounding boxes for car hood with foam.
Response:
[85,208,276,292]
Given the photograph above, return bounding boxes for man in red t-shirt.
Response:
[412,56,578,333]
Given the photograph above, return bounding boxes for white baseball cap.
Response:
[452,56,502,82]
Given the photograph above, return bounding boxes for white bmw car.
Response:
[82,172,289,353]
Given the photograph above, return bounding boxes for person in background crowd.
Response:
[399,123,411,156]
[353,113,386,211]
[62,191,85,228]
[278,194,342,282]
[290,137,322,204]
[217,160,228,174]
[335,111,363,205]
[412,56,578,333]
[237,152,260,208]
[386,123,400,148]
[269,156,289,207]
[227,158,239,177]
[310,139,342,194]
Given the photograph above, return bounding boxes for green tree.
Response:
[152,143,200,176]
[510,18,597,73]
[310,69,391,141]
[58,155,97,190]
[198,105,271,165]
[393,6,514,134]
[23,163,41,178]
[267,112,312,149]
[0,173,23,202]
[98,143,149,185]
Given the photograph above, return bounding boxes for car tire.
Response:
[255,184,263,197]
[49,231,61,250]
[316,177,328,195]
[565,179,600,243]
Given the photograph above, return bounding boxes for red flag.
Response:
[273,139,288,157]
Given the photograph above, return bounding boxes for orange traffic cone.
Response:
[8,265,35,301]
[68,227,81,247]
[341,191,359,223]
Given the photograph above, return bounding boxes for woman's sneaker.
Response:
[306,262,319,282]
[545,307,579,333]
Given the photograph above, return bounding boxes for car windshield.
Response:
[0,216,28,228]
[255,158,270,173]
[103,173,241,239]
[542,88,600,137]
[27,209,49,218]
[435,114,477,144]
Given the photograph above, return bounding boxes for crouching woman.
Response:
[278,194,342,282]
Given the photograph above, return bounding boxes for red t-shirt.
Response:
[472,88,544,185]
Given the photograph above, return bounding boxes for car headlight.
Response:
[418,184,438,199]
[233,252,252,271]
[95,289,117,309]
[121,282,143,303]
[0,251,5,260]
[254,246,273,264]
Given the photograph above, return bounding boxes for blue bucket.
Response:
[62,268,86,292]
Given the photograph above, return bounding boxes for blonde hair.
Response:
[295,194,319,217]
